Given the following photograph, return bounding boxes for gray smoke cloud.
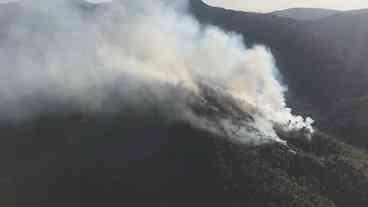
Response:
[0,0,313,143]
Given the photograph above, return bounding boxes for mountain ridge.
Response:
[272,8,340,21]
[189,0,368,149]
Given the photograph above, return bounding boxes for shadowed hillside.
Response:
[8,106,368,207]
[5,80,368,207]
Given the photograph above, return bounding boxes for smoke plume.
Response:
[0,0,313,143]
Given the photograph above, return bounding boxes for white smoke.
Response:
[0,0,313,142]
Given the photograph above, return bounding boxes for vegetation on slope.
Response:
[3,106,366,207]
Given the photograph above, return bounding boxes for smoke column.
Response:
[0,0,313,142]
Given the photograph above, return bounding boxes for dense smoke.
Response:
[0,0,313,142]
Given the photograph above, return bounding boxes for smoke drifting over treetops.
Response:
[0,0,313,143]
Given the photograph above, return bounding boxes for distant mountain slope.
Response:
[272,8,339,21]
[189,0,368,149]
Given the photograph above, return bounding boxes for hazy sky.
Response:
[1,0,366,13]
[205,0,368,12]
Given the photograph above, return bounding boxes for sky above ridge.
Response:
[1,0,367,13]
[205,0,368,12]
